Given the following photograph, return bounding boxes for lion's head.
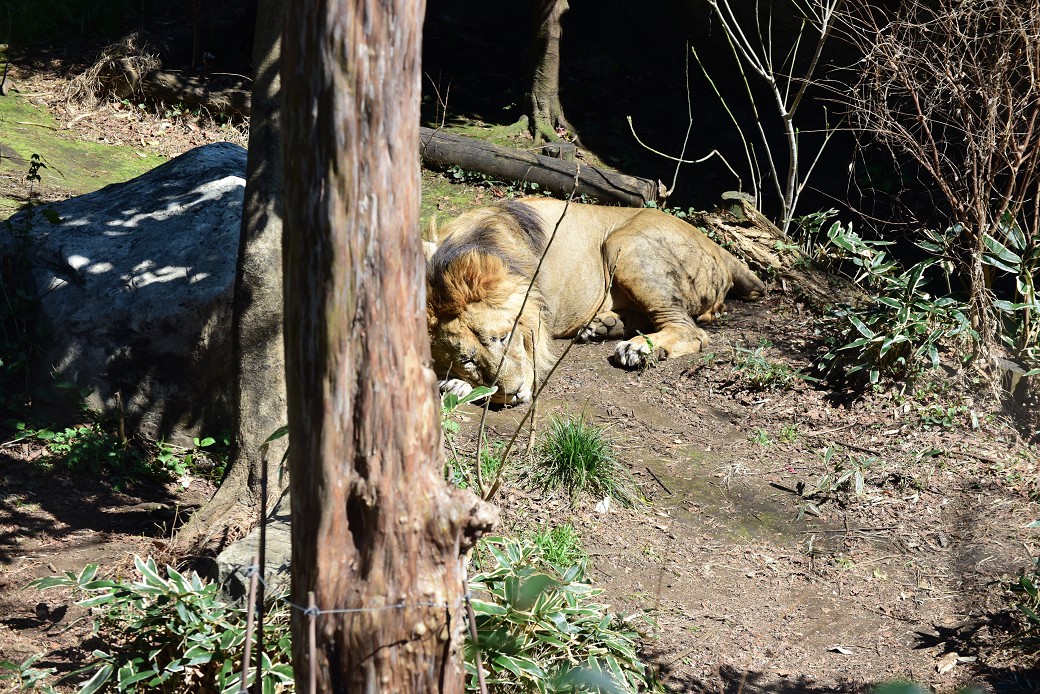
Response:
[426,203,556,405]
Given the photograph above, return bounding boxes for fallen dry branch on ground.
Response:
[693,192,864,310]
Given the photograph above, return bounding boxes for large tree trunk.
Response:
[176,0,288,549]
[529,0,575,144]
[281,1,496,690]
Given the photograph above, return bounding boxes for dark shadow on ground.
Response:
[0,449,188,565]
[650,661,867,693]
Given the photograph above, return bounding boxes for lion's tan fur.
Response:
[426,198,765,404]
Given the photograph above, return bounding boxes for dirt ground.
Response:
[458,298,1039,693]
[1,47,1039,694]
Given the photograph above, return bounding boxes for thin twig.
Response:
[240,555,258,693]
[307,591,317,694]
[646,467,673,495]
[464,584,489,694]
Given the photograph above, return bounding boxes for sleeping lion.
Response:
[426,198,765,405]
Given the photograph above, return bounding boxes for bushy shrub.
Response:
[1008,555,1040,652]
[30,558,293,693]
[811,218,975,387]
[26,539,661,693]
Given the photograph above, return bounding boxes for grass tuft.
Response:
[530,415,638,506]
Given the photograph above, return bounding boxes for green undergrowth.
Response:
[467,537,662,693]
[14,537,659,694]
[528,522,588,569]
[22,557,293,693]
[731,340,806,391]
[6,417,229,487]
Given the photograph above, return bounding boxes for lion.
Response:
[426,198,765,405]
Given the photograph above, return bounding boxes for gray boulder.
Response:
[214,494,292,603]
[2,142,247,444]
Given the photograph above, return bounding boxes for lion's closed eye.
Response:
[473,330,511,347]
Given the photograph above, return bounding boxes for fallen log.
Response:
[419,127,661,207]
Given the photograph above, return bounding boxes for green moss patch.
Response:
[0,94,166,218]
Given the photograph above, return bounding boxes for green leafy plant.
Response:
[777,425,799,444]
[817,448,874,497]
[530,415,638,506]
[467,537,660,693]
[731,340,800,391]
[1008,556,1040,652]
[9,421,151,481]
[441,385,501,491]
[790,209,842,262]
[980,220,1040,375]
[916,403,969,430]
[0,654,57,693]
[749,429,772,446]
[796,445,878,518]
[815,219,975,387]
[529,523,587,569]
[154,433,230,480]
[30,557,293,694]
[441,385,497,440]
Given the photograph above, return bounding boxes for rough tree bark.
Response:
[176,0,288,549]
[529,0,576,144]
[281,0,497,690]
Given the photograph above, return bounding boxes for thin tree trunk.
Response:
[176,0,287,549]
[529,0,575,144]
[281,1,497,689]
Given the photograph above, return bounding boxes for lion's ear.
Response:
[422,240,438,263]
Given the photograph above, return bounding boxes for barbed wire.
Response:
[240,564,472,617]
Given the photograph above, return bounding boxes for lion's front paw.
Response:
[578,313,626,343]
[438,378,474,398]
[613,340,653,368]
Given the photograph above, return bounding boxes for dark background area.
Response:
[3,0,885,220]
[420,0,860,215]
